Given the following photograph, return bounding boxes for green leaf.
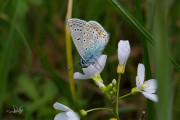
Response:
[108,0,180,71]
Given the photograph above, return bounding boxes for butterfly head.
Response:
[79,59,89,67]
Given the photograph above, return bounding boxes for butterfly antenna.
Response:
[92,58,102,71]
[68,62,80,72]
[95,58,102,68]
[92,64,99,70]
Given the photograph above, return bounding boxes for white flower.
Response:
[118,40,130,67]
[136,63,158,102]
[74,55,107,80]
[53,102,80,120]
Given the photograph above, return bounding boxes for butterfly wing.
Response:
[68,18,87,59]
[82,21,109,61]
[68,18,109,66]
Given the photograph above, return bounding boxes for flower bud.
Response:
[112,79,117,87]
[80,109,87,116]
[112,87,117,93]
[117,40,130,74]
[109,91,114,95]
[107,83,113,91]
[98,81,107,93]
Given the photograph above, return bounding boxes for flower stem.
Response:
[86,108,113,113]
[113,93,132,103]
[116,74,121,118]
[65,0,76,101]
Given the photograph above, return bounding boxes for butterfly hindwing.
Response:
[82,21,109,60]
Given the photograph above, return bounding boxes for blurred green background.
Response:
[0,0,180,120]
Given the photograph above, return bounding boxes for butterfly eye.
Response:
[80,59,85,65]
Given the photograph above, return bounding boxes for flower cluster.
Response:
[53,40,158,120]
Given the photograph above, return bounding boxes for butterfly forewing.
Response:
[68,18,86,58]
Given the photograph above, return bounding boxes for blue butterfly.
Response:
[68,18,109,67]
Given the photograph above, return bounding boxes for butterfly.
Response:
[68,18,109,67]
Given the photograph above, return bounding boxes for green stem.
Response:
[116,74,121,118]
[113,93,132,103]
[86,108,113,113]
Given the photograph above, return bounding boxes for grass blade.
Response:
[0,0,19,117]
[133,0,154,119]
[108,0,180,72]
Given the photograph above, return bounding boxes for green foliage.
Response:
[0,0,180,119]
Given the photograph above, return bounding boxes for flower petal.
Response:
[73,55,107,80]
[74,72,91,80]
[118,40,130,66]
[144,89,156,93]
[144,79,157,89]
[137,63,145,84]
[66,111,80,120]
[95,55,107,72]
[54,112,69,120]
[142,92,158,102]
[136,76,141,91]
[82,65,97,76]
[53,102,72,112]
[144,79,157,93]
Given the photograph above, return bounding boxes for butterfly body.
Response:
[68,18,109,67]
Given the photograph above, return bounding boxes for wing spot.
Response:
[98,31,102,35]
[103,35,106,39]
[77,38,81,41]
[85,48,88,51]
[83,39,86,42]
[93,26,96,29]
[86,27,90,31]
